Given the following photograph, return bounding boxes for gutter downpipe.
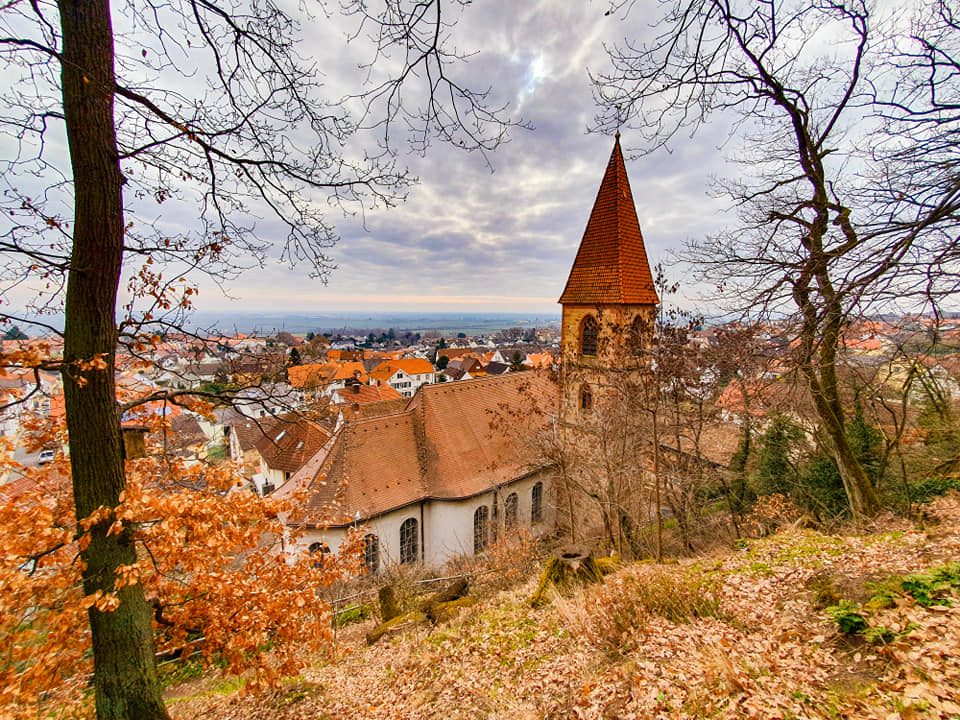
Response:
[420,501,425,564]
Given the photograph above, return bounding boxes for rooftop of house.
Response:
[368,357,436,382]
[558,134,659,306]
[291,372,559,526]
[253,413,332,474]
[333,383,403,404]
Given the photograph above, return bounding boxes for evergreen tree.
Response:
[2,326,28,340]
[754,415,802,497]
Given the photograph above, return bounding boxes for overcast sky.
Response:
[178,0,734,316]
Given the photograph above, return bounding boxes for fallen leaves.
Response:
[169,492,960,720]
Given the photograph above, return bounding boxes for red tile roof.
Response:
[368,358,435,383]
[333,383,403,404]
[287,363,337,388]
[558,135,659,305]
[253,413,331,474]
[297,372,558,526]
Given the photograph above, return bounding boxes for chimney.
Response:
[353,382,360,394]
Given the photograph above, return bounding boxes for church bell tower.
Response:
[558,133,659,428]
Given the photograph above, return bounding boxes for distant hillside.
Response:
[183,311,561,336]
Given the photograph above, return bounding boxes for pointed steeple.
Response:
[558,135,658,305]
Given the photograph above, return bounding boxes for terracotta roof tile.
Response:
[287,363,337,388]
[253,413,331,473]
[559,135,659,305]
[368,358,435,383]
[231,415,281,453]
[333,384,403,404]
[340,397,409,421]
[300,372,558,526]
[306,411,424,523]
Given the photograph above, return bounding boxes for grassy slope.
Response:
[168,494,960,719]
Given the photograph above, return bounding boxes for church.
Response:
[284,134,658,569]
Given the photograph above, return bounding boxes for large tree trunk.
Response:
[797,316,881,521]
[59,0,170,717]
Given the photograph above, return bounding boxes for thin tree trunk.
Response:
[652,410,662,562]
[59,0,169,716]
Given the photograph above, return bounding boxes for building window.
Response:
[531,482,543,524]
[400,518,419,564]
[363,534,380,574]
[504,492,518,529]
[581,315,599,356]
[473,505,489,555]
[308,541,330,568]
[630,315,648,355]
[580,384,593,411]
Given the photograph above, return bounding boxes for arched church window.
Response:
[531,482,543,524]
[580,383,593,411]
[504,492,518,529]
[363,534,380,574]
[581,315,599,356]
[308,541,330,568]
[473,505,490,554]
[400,518,418,564]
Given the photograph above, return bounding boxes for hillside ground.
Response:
[166,494,960,719]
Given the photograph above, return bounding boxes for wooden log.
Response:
[365,611,427,645]
[366,578,472,644]
[418,577,469,620]
[428,596,478,624]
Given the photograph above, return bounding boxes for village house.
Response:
[367,358,436,398]
[250,413,332,495]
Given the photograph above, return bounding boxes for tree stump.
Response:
[529,547,605,607]
[366,578,471,645]
[378,585,400,623]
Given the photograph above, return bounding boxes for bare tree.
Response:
[594,0,960,519]
[0,0,519,716]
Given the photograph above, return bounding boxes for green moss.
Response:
[899,562,960,607]
[827,600,868,635]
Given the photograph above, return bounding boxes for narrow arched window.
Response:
[363,533,380,574]
[473,505,489,554]
[400,518,418,564]
[308,541,330,569]
[504,492,519,529]
[580,383,593,411]
[581,315,599,356]
[531,482,543,524]
[630,315,647,355]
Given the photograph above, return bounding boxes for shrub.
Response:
[558,565,726,657]
[899,562,960,607]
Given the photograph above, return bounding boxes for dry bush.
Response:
[443,527,542,593]
[743,493,804,537]
[556,564,726,657]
